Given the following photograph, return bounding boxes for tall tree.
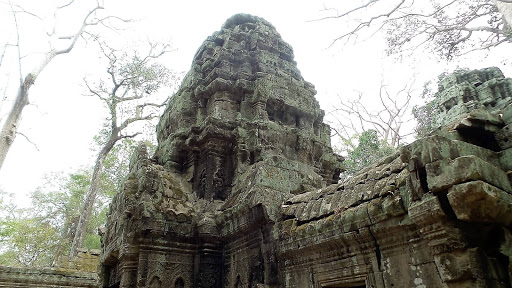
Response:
[69,41,174,257]
[317,0,511,60]
[0,0,127,170]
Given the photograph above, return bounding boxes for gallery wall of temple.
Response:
[0,249,99,287]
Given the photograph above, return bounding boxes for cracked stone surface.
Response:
[97,14,512,288]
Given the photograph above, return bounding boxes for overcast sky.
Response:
[1,0,510,204]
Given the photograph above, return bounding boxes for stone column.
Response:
[118,260,138,288]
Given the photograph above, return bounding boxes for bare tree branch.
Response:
[319,0,511,59]
[0,0,129,170]
[57,0,76,9]
[0,41,12,68]
[118,132,141,140]
[309,1,378,22]
[330,78,415,151]
[16,131,39,151]
[329,0,407,47]
[83,79,109,103]
[5,1,43,21]
[10,1,22,84]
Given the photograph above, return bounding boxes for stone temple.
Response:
[99,14,512,288]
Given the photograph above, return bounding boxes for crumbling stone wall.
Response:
[279,68,512,287]
[433,67,512,129]
[100,13,512,288]
[0,250,99,287]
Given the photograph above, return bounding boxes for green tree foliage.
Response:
[342,130,395,177]
[0,213,60,267]
[0,191,19,251]
[0,138,139,267]
[412,80,438,138]
[412,102,439,139]
[0,190,61,267]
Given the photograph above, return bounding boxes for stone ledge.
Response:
[447,181,512,225]
[0,266,97,288]
[425,155,512,193]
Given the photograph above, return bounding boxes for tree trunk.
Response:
[0,1,97,171]
[0,49,55,171]
[0,74,35,170]
[496,0,512,28]
[69,137,116,257]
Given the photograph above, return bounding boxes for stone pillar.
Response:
[194,139,234,201]
[135,251,149,288]
[119,260,138,288]
[196,243,223,288]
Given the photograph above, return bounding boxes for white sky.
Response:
[0,0,511,204]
